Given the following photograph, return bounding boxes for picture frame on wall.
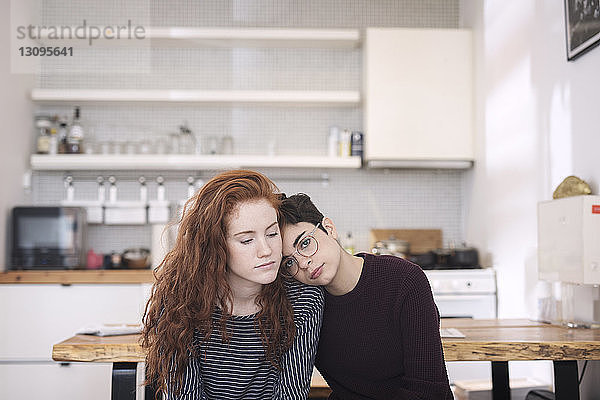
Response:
[564,0,600,60]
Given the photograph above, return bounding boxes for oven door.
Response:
[434,294,497,319]
[435,294,497,383]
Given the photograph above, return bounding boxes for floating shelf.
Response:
[0,270,154,284]
[36,27,361,48]
[366,160,474,169]
[30,154,362,171]
[31,89,361,106]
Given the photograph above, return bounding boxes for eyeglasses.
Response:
[280,222,321,278]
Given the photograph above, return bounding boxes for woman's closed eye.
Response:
[267,231,279,238]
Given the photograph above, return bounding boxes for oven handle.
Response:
[433,294,496,301]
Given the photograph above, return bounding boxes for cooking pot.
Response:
[121,248,151,269]
[432,248,453,269]
[371,237,410,258]
[448,247,479,268]
[431,246,480,269]
[408,251,436,269]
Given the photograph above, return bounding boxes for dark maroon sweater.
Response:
[315,253,452,400]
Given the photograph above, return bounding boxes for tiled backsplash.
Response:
[33,168,464,253]
[32,0,463,253]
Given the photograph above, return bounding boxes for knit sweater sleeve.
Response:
[276,283,324,400]
[390,267,453,400]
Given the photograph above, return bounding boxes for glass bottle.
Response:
[57,117,68,154]
[339,129,352,157]
[48,128,58,155]
[67,106,84,154]
[343,232,355,254]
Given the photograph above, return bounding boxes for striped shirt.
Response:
[168,280,324,400]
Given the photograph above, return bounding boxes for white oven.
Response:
[424,268,497,383]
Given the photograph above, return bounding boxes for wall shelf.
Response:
[30,89,361,106]
[36,27,361,48]
[0,270,154,284]
[366,160,473,169]
[30,154,362,171]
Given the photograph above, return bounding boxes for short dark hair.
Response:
[279,193,327,233]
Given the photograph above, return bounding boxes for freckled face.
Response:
[225,199,282,290]
[280,222,341,287]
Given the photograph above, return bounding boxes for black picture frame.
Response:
[564,0,600,60]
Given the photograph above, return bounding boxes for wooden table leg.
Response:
[112,362,137,400]
[553,360,580,400]
[491,361,511,400]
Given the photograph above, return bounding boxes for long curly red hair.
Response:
[141,170,295,395]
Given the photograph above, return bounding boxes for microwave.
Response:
[10,206,87,270]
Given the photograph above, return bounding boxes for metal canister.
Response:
[351,131,363,157]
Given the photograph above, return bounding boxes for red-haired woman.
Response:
[141,170,323,399]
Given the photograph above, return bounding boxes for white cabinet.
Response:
[363,28,474,167]
[0,363,111,400]
[0,284,148,359]
[0,284,151,399]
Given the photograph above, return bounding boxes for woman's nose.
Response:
[257,238,273,257]
[298,254,312,269]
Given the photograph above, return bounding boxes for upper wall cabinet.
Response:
[363,28,474,169]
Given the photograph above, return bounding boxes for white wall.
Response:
[0,1,35,269]
[461,0,600,396]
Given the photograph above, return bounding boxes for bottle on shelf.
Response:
[57,116,69,154]
[328,125,339,157]
[66,106,84,154]
[343,232,355,255]
[48,127,58,155]
[339,129,352,157]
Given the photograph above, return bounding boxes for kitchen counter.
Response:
[0,270,154,284]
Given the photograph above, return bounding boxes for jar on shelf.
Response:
[35,115,52,154]
[178,123,197,154]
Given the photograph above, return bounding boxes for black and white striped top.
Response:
[168,280,324,400]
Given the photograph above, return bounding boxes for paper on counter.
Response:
[76,323,142,336]
[440,328,465,338]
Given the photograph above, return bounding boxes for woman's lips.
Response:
[255,261,275,269]
[310,264,324,280]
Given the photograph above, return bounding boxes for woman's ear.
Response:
[322,217,338,240]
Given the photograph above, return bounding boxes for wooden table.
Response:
[53,319,600,400]
[439,318,600,400]
[52,333,330,399]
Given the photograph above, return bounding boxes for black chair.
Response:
[525,389,555,400]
